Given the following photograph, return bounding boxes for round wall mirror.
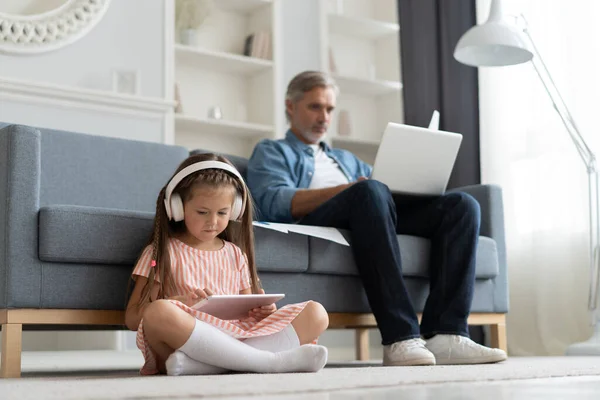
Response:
[0,0,112,55]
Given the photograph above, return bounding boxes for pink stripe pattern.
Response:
[132,238,309,375]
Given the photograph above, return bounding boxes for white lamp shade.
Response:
[454,22,533,67]
[454,0,533,67]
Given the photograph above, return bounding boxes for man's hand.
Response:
[170,288,213,308]
[248,289,277,321]
[338,176,368,193]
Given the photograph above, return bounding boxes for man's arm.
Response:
[247,140,368,222]
[247,141,300,222]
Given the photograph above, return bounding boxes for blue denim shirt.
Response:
[247,130,373,223]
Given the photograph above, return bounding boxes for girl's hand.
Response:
[248,289,277,321]
[170,288,213,308]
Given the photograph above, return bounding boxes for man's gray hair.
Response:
[285,71,339,122]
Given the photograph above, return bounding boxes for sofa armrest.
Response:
[451,184,506,258]
[0,124,43,308]
[450,184,509,312]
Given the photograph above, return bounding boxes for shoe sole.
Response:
[435,354,507,365]
[383,357,436,367]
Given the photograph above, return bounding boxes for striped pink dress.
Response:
[132,237,309,375]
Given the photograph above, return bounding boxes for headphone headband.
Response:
[164,160,246,220]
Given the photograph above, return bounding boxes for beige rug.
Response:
[2,357,600,400]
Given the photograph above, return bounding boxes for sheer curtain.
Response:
[477,0,600,355]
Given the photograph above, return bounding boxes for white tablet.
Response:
[191,294,285,320]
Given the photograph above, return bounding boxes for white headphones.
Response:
[163,161,247,222]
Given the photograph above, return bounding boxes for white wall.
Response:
[0,0,172,144]
[0,0,165,97]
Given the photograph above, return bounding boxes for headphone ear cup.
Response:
[170,193,185,222]
[230,194,244,221]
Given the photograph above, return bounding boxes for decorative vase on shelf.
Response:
[175,0,214,45]
[180,29,197,46]
[338,110,351,137]
[208,106,223,120]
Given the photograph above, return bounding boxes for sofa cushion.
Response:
[307,232,499,279]
[261,272,507,314]
[39,206,309,273]
[253,227,309,273]
[39,205,155,265]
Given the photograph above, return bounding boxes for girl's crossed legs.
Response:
[142,300,329,374]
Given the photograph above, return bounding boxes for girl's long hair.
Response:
[134,153,260,307]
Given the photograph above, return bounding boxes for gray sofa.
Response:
[0,123,508,377]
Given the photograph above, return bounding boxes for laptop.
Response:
[370,120,463,195]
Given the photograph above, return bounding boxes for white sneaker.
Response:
[383,338,436,366]
[425,334,507,365]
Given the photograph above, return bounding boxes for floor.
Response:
[230,376,600,400]
[3,352,600,399]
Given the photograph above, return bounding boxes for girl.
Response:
[125,153,329,376]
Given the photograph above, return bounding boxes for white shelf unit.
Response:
[323,0,404,164]
[175,45,273,76]
[330,135,381,159]
[330,135,380,148]
[175,114,272,138]
[333,74,402,96]
[173,0,279,156]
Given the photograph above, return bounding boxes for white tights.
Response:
[165,321,325,375]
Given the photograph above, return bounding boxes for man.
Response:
[247,70,507,366]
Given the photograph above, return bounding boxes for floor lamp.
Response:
[454,0,600,355]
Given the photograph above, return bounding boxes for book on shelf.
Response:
[243,31,271,60]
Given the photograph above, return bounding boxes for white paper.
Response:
[253,221,349,246]
[285,225,349,246]
[252,221,289,233]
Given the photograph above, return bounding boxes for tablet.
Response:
[191,294,285,320]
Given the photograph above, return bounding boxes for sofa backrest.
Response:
[2,123,189,212]
[41,128,190,212]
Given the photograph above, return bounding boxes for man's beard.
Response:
[300,125,327,144]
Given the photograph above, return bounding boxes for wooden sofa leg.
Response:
[355,328,370,361]
[490,320,507,353]
[1,323,23,378]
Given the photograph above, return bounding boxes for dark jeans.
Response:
[298,180,480,345]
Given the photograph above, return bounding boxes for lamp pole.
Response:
[455,0,600,354]
[518,17,600,342]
